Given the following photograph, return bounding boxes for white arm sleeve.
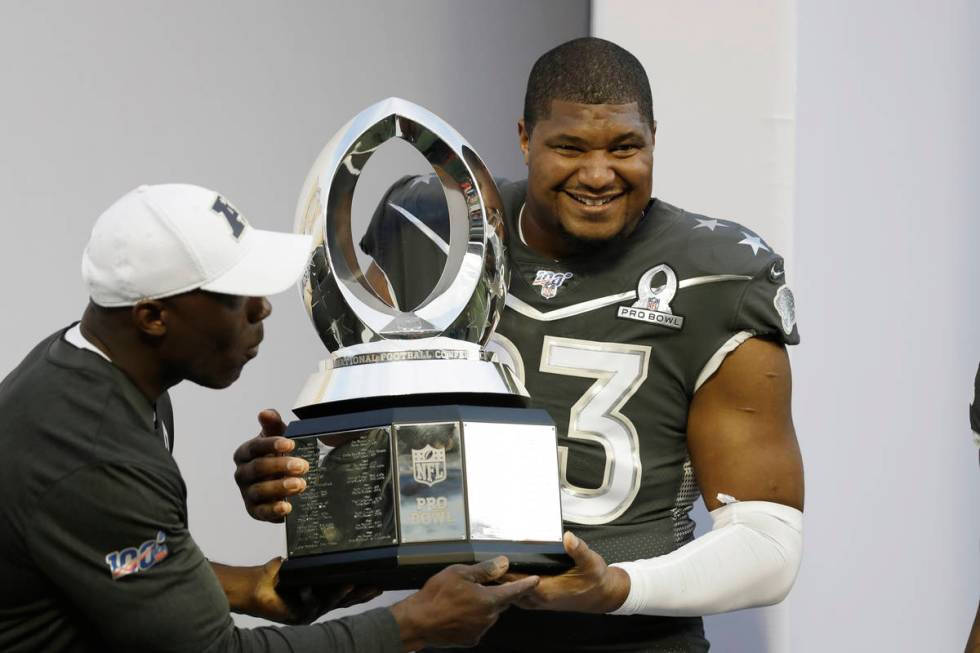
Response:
[609,500,803,617]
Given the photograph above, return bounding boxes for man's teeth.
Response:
[570,194,617,206]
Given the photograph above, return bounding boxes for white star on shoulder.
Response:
[693,218,724,231]
[737,231,770,256]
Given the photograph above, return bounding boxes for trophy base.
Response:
[278,541,572,590]
[281,403,571,592]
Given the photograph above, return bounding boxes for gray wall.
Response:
[0,0,588,627]
[594,2,980,650]
[789,2,980,650]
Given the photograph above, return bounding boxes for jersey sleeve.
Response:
[24,463,401,653]
[360,174,450,310]
[732,255,800,346]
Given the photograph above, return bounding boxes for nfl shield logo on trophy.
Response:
[412,445,447,487]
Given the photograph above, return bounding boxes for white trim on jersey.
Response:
[387,202,449,255]
[506,291,636,321]
[505,275,753,322]
[64,324,111,362]
[678,274,754,289]
[693,330,755,393]
[157,416,171,452]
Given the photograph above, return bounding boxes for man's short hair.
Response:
[523,37,654,134]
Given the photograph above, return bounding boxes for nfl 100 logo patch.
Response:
[104,531,169,580]
[532,270,573,299]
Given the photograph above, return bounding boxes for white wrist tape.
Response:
[610,500,803,617]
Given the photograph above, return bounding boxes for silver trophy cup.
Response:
[279,98,570,590]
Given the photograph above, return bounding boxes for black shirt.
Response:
[0,327,400,652]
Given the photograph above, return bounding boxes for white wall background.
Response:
[595,0,980,651]
[0,0,588,629]
[790,1,979,651]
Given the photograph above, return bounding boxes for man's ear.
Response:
[518,119,530,165]
[650,120,657,149]
[132,300,166,337]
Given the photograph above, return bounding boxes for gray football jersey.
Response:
[361,176,801,652]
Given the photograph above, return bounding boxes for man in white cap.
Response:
[0,184,538,652]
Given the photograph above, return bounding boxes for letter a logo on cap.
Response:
[212,195,246,240]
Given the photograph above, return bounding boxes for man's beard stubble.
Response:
[554,205,648,257]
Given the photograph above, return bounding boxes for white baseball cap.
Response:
[82,184,313,307]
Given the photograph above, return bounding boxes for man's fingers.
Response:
[235,455,309,485]
[563,531,595,567]
[498,571,530,584]
[250,500,289,523]
[562,530,579,554]
[245,477,307,505]
[233,434,294,464]
[232,409,290,465]
[483,575,540,604]
[458,556,510,584]
[257,408,287,437]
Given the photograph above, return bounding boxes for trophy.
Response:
[277,98,571,590]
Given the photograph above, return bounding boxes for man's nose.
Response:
[248,296,272,322]
[576,152,617,190]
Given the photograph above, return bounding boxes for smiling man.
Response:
[0,184,539,652]
[518,102,653,256]
[236,38,805,652]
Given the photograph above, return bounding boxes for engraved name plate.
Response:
[286,428,396,557]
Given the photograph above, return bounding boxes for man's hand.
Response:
[390,557,539,651]
[505,532,630,614]
[212,558,382,625]
[233,409,309,522]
